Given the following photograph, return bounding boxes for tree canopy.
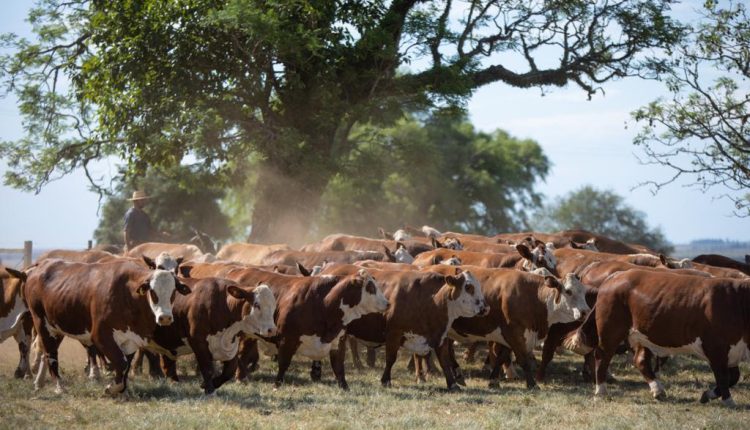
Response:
[1,0,684,243]
[533,185,673,253]
[632,2,749,216]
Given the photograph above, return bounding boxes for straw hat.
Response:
[128,190,151,201]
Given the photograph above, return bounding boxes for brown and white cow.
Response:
[568,269,750,406]
[321,265,487,390]
[151,277,276,394]
[413,244,556,274]
[215,242,293,265]
[426,265,590,389]
[24,257,191,395]
[302,234,433,258]
[1,266,32,379]
[261,250,394,267]
[211,267,388,389]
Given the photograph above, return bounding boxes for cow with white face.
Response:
[392,243,415,264]
[153,279,277,394]
[546,273,590,324]
[24,258,190,395]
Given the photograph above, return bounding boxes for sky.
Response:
[1,1,748,249]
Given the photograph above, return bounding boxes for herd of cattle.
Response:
[2,226,750,407]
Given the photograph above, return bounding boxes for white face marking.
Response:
[584,239,599,252]
[310,265,323,275]
[146,270,179,325]
[547,274,590,325]
[394,247,414,264]
[441,257,462,266]
[402,332,431,355]
[297,333,345,360]
[421,225,441,238]
[444,238,463,251]
[393,229,411,242]
[112,329,148,355]
[447,271,486,320]
[155,252,178,271]
[628,330,707,359]
[243,284,277,337]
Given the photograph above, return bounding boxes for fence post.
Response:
[88,240,93,250]
[23,240,32,268]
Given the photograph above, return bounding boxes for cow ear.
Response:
[178,264,193,278]
[297,262,311,277]
[175,280,191,295]
[142,255,156,269]
[4,267,27,282]
[383,245,396,262]
[516,244,533,260]
[227,285,252,301]
[136,283,150,296]
[659,254,668,266]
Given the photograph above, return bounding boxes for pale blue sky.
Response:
[1,1,747,248]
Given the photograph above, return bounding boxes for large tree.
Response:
[317,108,548,236]
[632,1,749,215]
[1,0,684,243]
[533,185,673,253]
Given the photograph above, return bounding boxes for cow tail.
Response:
[564,306,597,355]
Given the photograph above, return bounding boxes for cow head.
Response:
[393,229,411,242]
[338,269,389,325]
[659,254,693,269]
[569,239,599,251]
[432,254,462,266]
[136,269,191,326]
[228,283,277,337]
[517,243,557,274]
[432,237,463,251]
[445,268,488,318]
[421,225,441,239]
[544,273,590,325]
[143,253,184,275]
[392,243,414,264]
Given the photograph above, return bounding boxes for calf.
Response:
[322,265,487,390]
[24,257,191,395]
[216,267,388,389]
[152,277,276,394]
[427,266,590,389]
[1,267,32,378]
[569,270,750,406]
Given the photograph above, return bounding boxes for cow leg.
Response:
[13,317,31,379]
[406,355,415,371]
[447,341,466,386]
[30,333,43,376]
[483,342,495,373]
[310,360,323,381]
[633,346,666,400]
[463,342,479,363]
[381,331,402,388]
[32,318,64,393]
[414,354,427,383]
[212,358,239,392]
[505,333,537,390]
[274,340,297,388]
[92,330,132,396]
[425,351,437,374]
[131,349,144,375]
[84,345,101,380]
[594,348,615,398]
[160,355,179,382]
[330,336,349,390]
[348,337,364,371]
[537,323,571,382]
[366,347,377,367]
[582,352,596,382]
[235,338,259,382]
[143,350,165,379]
[701,353,735,406]
[435,341,459,391]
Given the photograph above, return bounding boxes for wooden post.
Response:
[88,240,93,250]
[23,241,32,268]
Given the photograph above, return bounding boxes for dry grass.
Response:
[1,338,750,429]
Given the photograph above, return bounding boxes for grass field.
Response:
[2,338,750,430]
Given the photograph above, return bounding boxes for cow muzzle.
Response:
[157,314,174,326]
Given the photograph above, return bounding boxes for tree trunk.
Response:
[247,163,329,247]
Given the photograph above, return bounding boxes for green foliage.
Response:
[632,2,750,216]
[93,165,232,245]
[316,109,549,237]
[1,0,685,242]
[534,185,673,253]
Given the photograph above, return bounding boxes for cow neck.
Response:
[322,277,360,326]
[433,284,455,320]
[538,283,563,326]
[225,295,247,321]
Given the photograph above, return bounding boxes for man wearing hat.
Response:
[123,190,153,251]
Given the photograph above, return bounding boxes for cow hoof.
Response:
[700,389,718,404]
[606,373,618,384]
[488,379,500,389]
[653,391,667,401]
[14,368,25,379]
[455,375,467,387]
[339,382,350,391]
[105,383,125,397]
[448,383,461,392]
[526,383,540,390]
[381,380,392,388]
[723,398,737,408]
